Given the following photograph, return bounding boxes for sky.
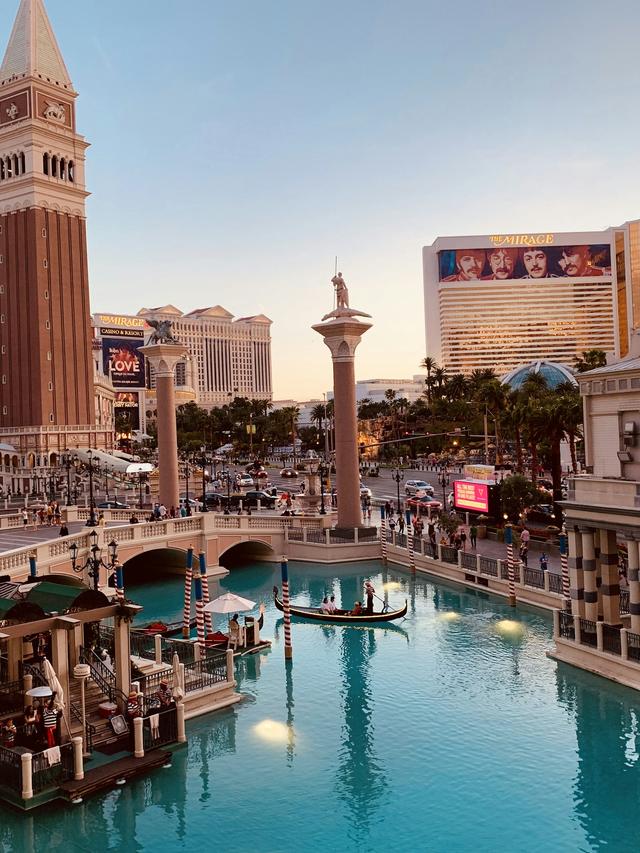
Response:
[5,0,640,400]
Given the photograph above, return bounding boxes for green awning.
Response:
[25,582,85,614]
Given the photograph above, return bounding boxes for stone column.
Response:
[568,526,585,617]
[599,529,620,625]
[50,625,70,707]
[312,317,372,529]
[139,343,186,510]
[114,614,131,704]
[581,527,598,622]
[628,539,640,634]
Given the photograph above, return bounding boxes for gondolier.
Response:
[364,581,375,615]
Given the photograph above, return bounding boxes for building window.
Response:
[606,380,616,391]
[51,155,57,178]
[0,286,4,294]
[0,315,4,324]
[68,161,74,182]
[48,381,53,391]
[1,375,5,384]
[1,346,5,354]
[619,379,628,390]
[47,351,51,361]
[49,413,54,423]
[43,153,49,175]
[632,379,640,390]
[44,290,49,299]
[43,259,48,269]
[45,320,50,329]
[2,407,6,416]
[20,152,25,174]
[41,227,46,238]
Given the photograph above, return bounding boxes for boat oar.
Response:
[371,592,390,613]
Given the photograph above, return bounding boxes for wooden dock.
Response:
[59,750,171,802]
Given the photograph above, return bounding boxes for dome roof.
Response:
[501,360,577,391]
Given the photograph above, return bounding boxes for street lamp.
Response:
[63,451,76,508]
[182,456,191,516]
[69,530,119,592]
[85,450,99,526]
[392,467,404,514]
[200,445,208,513]
[318,460,327,515]
[438,466,450,510]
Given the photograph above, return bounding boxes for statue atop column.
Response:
[322,272,372,322]
[147,319,181,344]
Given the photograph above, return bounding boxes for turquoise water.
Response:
[2,560,640,852]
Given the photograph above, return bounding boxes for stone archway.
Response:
[121,547,189,584]
[219,540,277,569]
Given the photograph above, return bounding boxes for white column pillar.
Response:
[177,702,186,744]
[73,736,84,781]
[21,753,33,800]
[133,717,144,759]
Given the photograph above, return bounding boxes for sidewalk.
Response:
[447,536,560,573]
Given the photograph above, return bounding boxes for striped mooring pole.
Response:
[182,546,194,639]
[199,551,212,635]
[115,562,125,605]
[281,557,293,660]
[194,573,206,650]
[406,509,415,573]
[559,528,571,612]
[380,506,388,565]
[505,523,516,607]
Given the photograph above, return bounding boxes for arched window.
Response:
[12,154,18,176]
[60,158,66,180]
[68,160,74,182]
[51,155,57,178]
[43,153,49,175]
[0,159,5,181]
[5,157,11,179]
[20,152,25,174]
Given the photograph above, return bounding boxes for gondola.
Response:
[273,587,407,624]
[137,610,265,638]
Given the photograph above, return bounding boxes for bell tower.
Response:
[0,0,95,438]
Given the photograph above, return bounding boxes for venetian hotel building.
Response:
[423,224,640,376]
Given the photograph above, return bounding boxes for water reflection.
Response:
[335,575,388,842]
[556,665,640,851]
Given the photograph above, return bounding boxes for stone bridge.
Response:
[0,511,331,586]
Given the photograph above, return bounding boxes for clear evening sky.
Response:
[10,0,640,400]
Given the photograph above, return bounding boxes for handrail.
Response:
[68,700,96,753]
[79,647,128,711]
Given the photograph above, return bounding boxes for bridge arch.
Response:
[121,547,189,584]
[219,539,277,569]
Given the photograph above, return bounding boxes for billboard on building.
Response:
[114,391,140,432]
[438,243,611,282]
[454,481,489,513]
[101,327,145,389]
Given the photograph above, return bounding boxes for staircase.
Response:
[69,676,121,751]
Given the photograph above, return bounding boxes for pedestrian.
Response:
[42,695,60,748]
[59,522,69,537]
[98,512,105,527]
[388,516,396,532]
[460,529,467,550]
[469,524,477,549]
[21,508,28,529]
[520,544,528,567]
[384,501,391,518]
[398,515,405,534]
[539,552,548,572]
[520,527,530,548]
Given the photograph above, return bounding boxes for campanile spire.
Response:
[0,0,73,90]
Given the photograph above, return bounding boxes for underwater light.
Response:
[253,719,292,744]
[495,619,525,637]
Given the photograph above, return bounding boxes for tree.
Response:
[574,349,607,372]
[420,356,438,404]
[500,474,541,523]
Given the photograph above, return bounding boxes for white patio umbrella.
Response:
[204,592,256,614]
[172,652,185,702]
[42,657,65,711]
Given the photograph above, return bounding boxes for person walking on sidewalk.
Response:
[469,524,477,549]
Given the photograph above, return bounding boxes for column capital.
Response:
[139,342,187,376]
[312,317,372,362]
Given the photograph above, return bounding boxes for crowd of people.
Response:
[1,694,61,751]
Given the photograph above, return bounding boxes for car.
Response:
[179,496,202,510]
[201,492,229,508]
[236,474,254,487]
[407,495,442,514]
[525,504,561,526]
[97,500,128,509]
[404,480,434,497]
[243,490,277,508]
[280,468,299,478]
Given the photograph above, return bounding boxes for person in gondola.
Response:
[351,601,363,616]
[364,581,375,615]
[320,596,330,613]
[327,595,337,613]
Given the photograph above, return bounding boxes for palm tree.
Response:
[574,349,606,372]
[420,356,438,403]
[445,374,468,401]
[521,373,549,485]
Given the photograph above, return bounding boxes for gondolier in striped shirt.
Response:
[43,696,60,748]
[364,581,375,615]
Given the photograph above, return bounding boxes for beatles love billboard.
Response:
[101,326,145,389]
